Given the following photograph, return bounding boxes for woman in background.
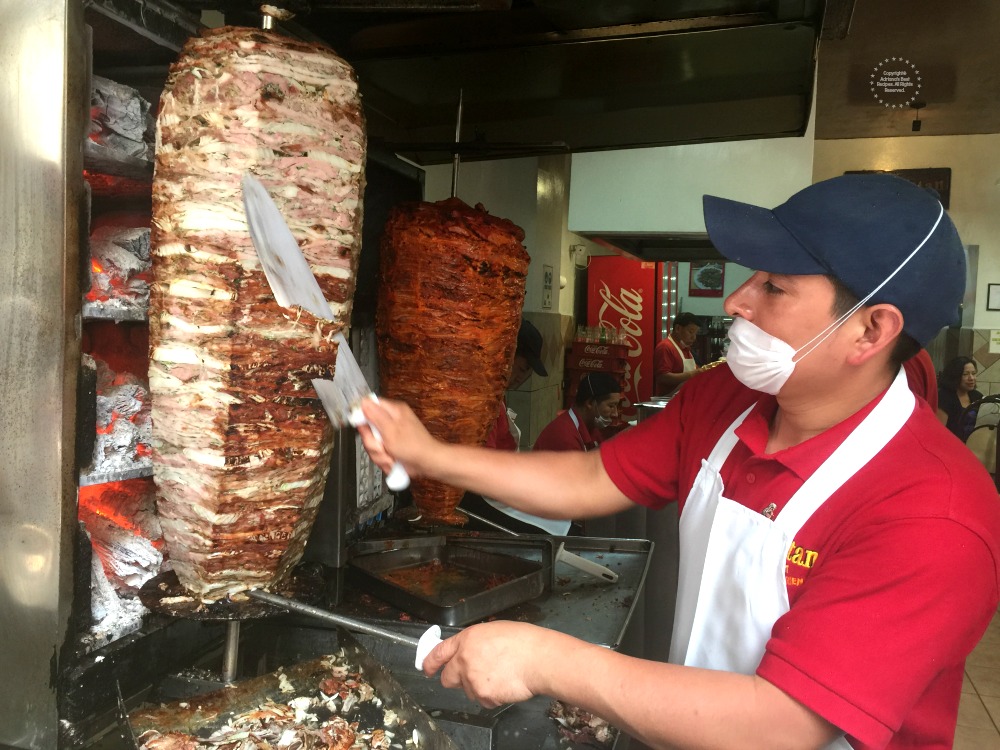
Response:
[938,356,983,441]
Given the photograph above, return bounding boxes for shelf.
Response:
[79,464,153,487]
[82,300,148,322]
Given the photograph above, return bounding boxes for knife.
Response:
[241,173,409,491]
[461,509,619,583]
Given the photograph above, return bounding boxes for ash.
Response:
[82,552,149,651]
[89,75,154,161]
[90,358,152,476]
[87,224,151,312]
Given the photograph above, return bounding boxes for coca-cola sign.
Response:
[583,344,610,355]
[587,258,658,405]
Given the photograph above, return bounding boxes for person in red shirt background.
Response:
[534,372,622,452]
[484,318,547,451]
[653,312,702,397]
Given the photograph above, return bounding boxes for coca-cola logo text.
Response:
[597,283,643,358]
[576,359,605,369]
[597,282,645,398]
[583,344,610,355]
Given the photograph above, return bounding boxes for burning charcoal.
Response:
[90,358,153,475]
[87,225,151,311]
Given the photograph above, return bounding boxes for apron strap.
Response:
[706,403,755,469]
[774,369,914,534]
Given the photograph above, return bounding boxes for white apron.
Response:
[668,370,914,749]
[666,334,697,374]
[567,408,598,452]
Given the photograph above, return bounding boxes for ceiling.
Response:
[90,0,1000,261]
[162,0,829,164]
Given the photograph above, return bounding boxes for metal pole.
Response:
[248,589,421,648]
[451,89,463,198]
[222,621,241,683]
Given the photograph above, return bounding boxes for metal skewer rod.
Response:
[222,621,241,683]
[247,589,421,648]
[451,89,463,198]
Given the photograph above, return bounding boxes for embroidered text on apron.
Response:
[668,369,914,749]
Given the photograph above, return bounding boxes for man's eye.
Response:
[762,279,784,295]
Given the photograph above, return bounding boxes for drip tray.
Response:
[348,539,548,627]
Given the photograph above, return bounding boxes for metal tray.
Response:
[348,541,547,627]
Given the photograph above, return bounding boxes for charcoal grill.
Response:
[1,4,650,750]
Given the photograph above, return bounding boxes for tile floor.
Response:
[957,607,1000,748]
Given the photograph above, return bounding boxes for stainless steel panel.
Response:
[0,1,86,746]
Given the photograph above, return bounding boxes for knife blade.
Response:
[241,173,409,491]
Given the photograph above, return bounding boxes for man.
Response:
[653,312,702,396]
[360,174,1000,749]
[484,318,547,450]
[534,372,621,452]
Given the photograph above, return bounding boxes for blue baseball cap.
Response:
[703,173,966,346]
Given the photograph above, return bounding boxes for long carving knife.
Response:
[241,173,409,491]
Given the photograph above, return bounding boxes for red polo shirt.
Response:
[601,364,1000,749]
[533,409,599,452]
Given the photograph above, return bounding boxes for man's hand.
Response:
[358,397,439,478]
[421,621,557,708]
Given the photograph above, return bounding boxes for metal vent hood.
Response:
[173,0,840,165]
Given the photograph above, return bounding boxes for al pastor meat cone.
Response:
[377,198,529,525]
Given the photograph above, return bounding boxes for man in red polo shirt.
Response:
[359,174,1000,750]
[534,372,621,452]
[653,312,701,397]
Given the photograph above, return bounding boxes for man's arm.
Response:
[655,367,698,395]
[359,397,635,519]
[424,621,840,750]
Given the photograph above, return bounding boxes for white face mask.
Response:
[725,317,803,395]
[593,414,613,429]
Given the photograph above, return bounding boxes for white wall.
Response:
[567,132,815,234]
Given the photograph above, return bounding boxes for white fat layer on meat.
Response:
[163,313,230,336]
[173,205,248,233]
[279,480,312,492]
[229,54,355,89]
[151,344,226,369]
[166,279,235,301]
[156,241,232,265]
[261,121,321,137]
[309,150,363,173]
[188,506,242,525]
[182,448,227,468]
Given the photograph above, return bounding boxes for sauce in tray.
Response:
[379,558,515,603]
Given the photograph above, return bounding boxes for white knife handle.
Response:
[556,543,619,583]
[415,625,443,670]
[349,398,411,492]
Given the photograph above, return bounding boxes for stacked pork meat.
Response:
[377,198,529,525]
[149,27,366,599]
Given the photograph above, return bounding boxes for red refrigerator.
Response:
[586,256,662,409]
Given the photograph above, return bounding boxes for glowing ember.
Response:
[88,357,152,477]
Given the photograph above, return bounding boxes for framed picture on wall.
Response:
[988,284,1000,311]
[689,261,725,297]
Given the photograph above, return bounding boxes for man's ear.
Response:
[847,304,905,365]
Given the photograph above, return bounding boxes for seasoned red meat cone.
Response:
[149,27,366,599]
[377,198,529,525]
